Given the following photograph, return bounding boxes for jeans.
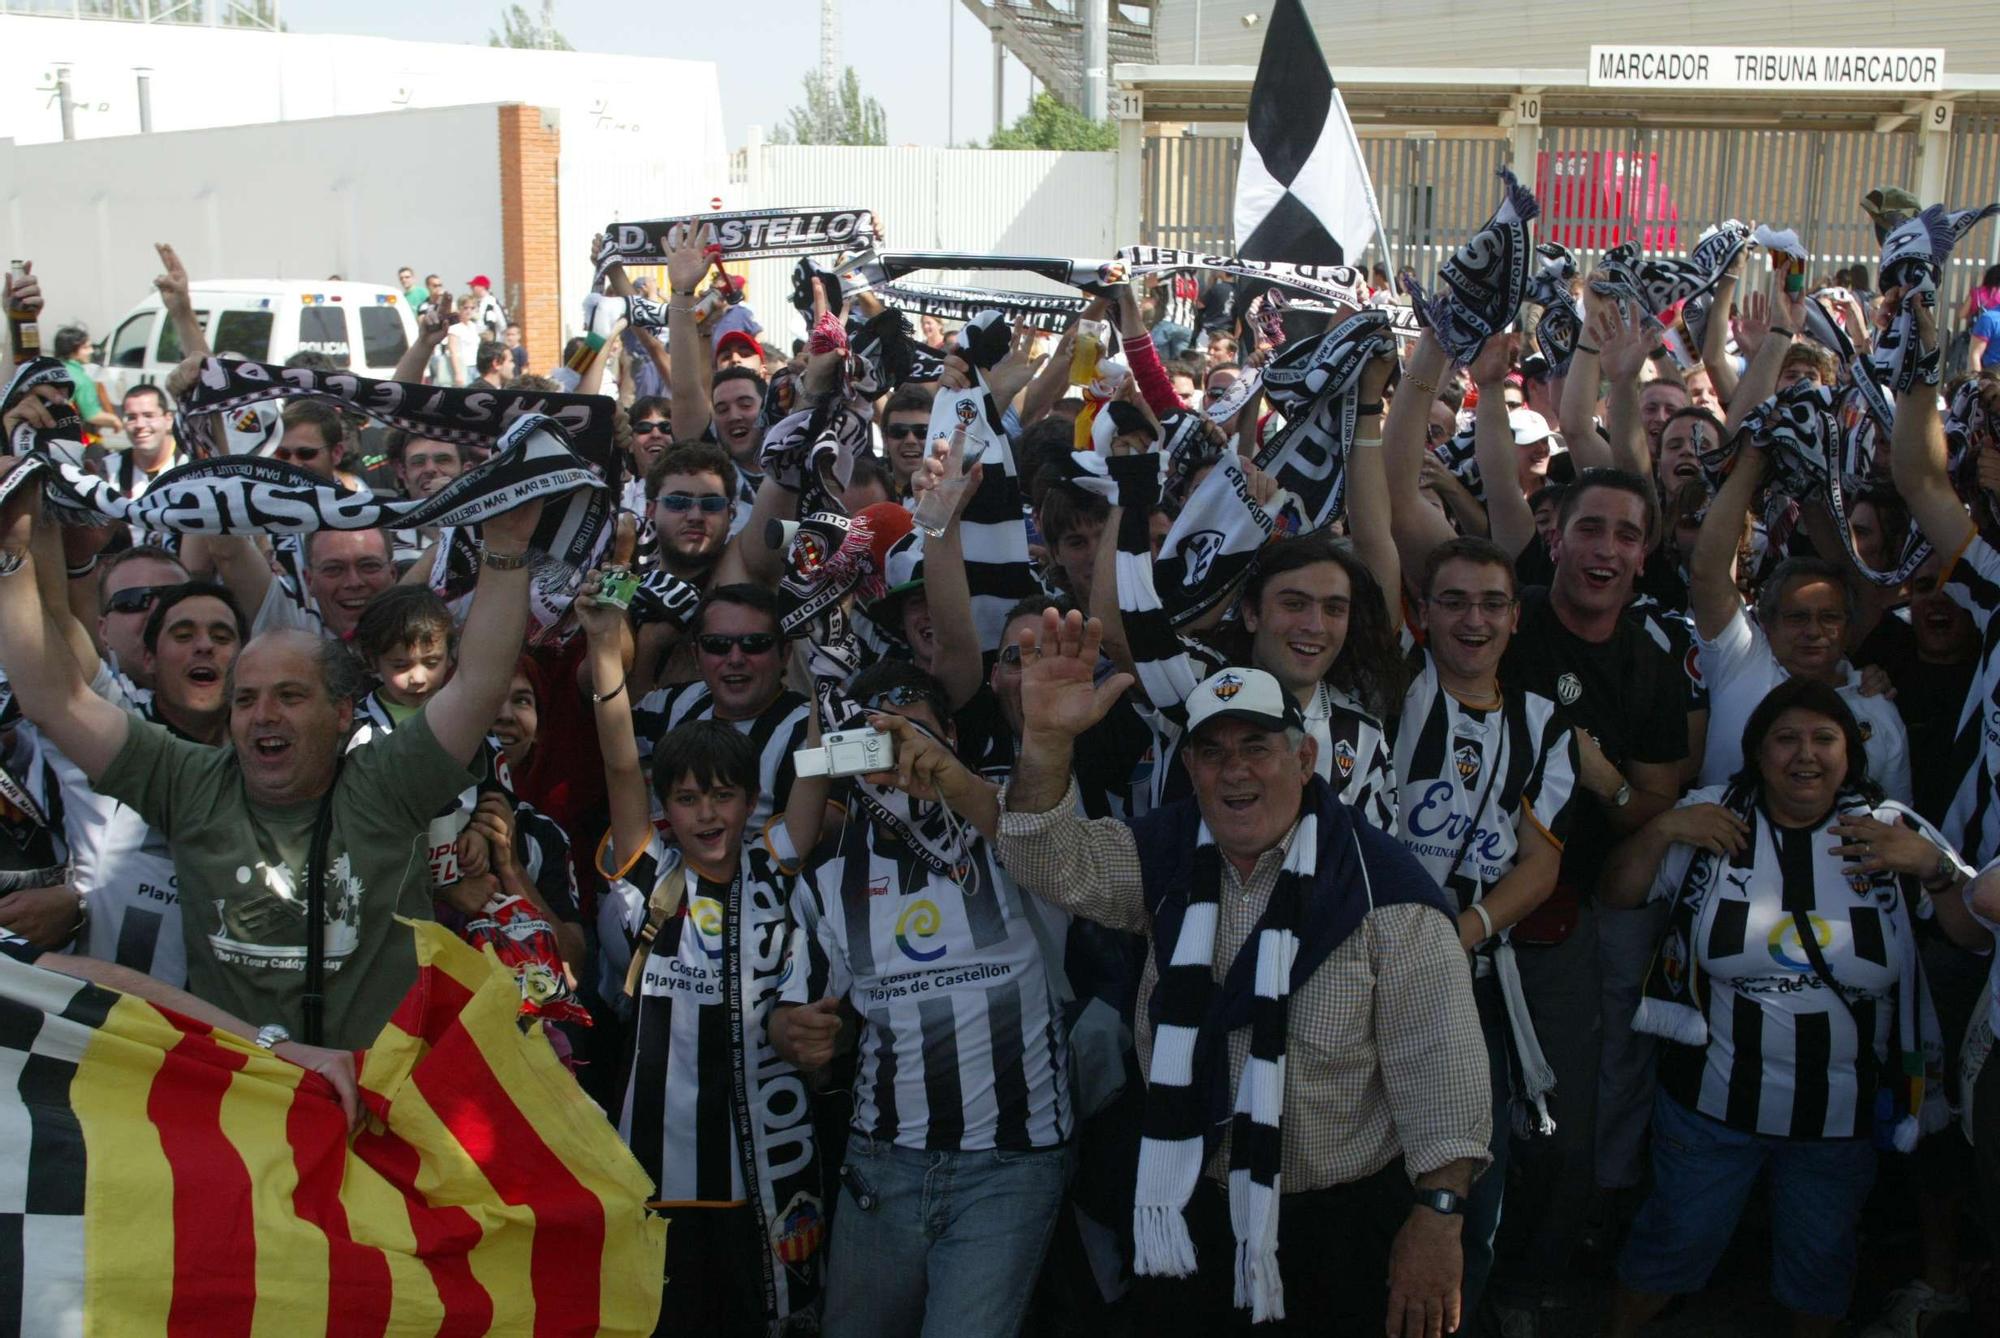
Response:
[1619,1092,1877,1317]
[1151,322,1194,360]
[1493,899,1601,1295]
[1596,900,1669,1188]
[822,1136,1070,1338]
[1464,973,1510,1319]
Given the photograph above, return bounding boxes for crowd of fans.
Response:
[3,185,2000,1338]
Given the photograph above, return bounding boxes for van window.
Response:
[296,306,352,368]
[212,310,273,362]
[108,312,153,369]
[156,311,209,366]
[359,306,409,367]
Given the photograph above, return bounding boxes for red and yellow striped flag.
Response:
[2,921,665,1336]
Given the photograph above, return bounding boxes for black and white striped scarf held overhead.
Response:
[1133,787,1315,1323]
[1524,242,1582,375]
[1421,167,1541,364]
[1251,307,1396,532]
[1873,202,2000,393]
[1739,382,1930,587]
[595,206,877,273]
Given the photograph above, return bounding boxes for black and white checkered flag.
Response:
[1232,0,1382,264]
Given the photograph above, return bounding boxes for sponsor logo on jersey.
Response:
[1767,914,1833,973]
[894,898,948,962]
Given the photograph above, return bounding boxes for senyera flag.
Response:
[0,922,665,1336]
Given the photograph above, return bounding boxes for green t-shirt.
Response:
[96,709,476,1049]
[62,358,104,422]
[404,285,429,311]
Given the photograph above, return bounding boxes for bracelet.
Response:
[591,677,627,705]
[65,554,98,580]
[1922,851,1959,889]
[1471,902,1495,941]
[1769,326,1795,338]
[0,549,25,579]
[1355,400,1384,416]
[480,546,533,572]
[1573,342,1601,355]
[1404,374,1438,398]
[1351,435,1385,448]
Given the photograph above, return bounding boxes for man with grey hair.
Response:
[1688,437,1910,798]
[0,455,547,1048]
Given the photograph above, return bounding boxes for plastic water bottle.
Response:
[912,425,974,539]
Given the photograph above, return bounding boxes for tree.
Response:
[989,92,1117,151]
[489,1,572,51]
[770,68,887,147]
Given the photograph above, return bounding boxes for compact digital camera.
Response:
[793,728,896,779]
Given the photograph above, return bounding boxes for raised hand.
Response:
[153,243,191,311]
[1,261,40,322]
[1735,290,1772,358]
[1465,331,1514,388]
[1017,608,1133,743]
[479,496,544,556]
[572,568,630,643]
[1599,305,1662,383]
[666,226,708,297]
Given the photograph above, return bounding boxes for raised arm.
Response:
[1721,282,1800,439]
[1384,331,1457,597]
[1596,304,1660,477]
[1889,295,1977,558]
[905,443,985,711]
[0,465,132,779]
[575,573,654,878]
[1467,334,1535,560]
[665,237,715,442]
[395,292,454,384]
[153,244,210,362]
[1701,264,1742,405]
[1343,345,1401,624]
[422,498,543,764]
[1688,432,1765,640]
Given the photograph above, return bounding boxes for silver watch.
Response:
[253,1023,292,1051]
[1611,781,1632,809]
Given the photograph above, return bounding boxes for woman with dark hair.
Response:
[1960,262,2000,324]
[1598,677,1986,1337]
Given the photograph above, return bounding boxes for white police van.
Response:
[97,279,417,404]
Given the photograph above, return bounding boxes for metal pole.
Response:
[56,65,75,141]
[992,30,1004,138]
[947,0,956,147]
[136,69,153,133]
[1194,0,1203,64]
[1083,0,1109,121]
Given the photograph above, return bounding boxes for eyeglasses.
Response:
[104,585,166,616]
[632,420,670,436]
[1428,593,1517,616]
[657,492,731,514]
[997,644,1025,667]
[884,423,926,440]
[867,684,942,712]
[696,632,779,657]
[1776,608,1847,632]
[274,446,326,464]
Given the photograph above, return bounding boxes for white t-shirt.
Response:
[1695,605,1911,802]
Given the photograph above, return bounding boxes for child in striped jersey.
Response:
[580,569,836,1334]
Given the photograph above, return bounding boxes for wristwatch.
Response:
[1610,780,1632,809]
[1414,1187,1465,1217]
[253,1023,292,1051]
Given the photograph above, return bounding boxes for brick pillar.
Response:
[498,105,561,376]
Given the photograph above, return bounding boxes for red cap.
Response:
[714,329,762,362]
[467,275,492,290]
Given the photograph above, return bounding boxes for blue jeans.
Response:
[1619,1092,1877,1317]
[1151,322,1194,359]
[1463,973,1510,1319]
[823,1136,1071,1338]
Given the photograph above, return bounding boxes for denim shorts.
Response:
[1618,1092,1876,1317]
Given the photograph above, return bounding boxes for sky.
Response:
[280,0,1039,148]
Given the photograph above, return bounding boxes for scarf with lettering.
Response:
[1131,780,1319,1323]
[1740,382,1929,586]
[1421,167,1541,363]
[1945,379,1997,505]
[1634,784,1948,1151]
[595,206,876,275]
[1525,243,1583,375]
[1,359,88,462]
[1874,203,2000,393]
[833,247,1372,312]
[1250,308,1396,531]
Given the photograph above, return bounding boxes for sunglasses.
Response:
[884,423,926,440]
[657,492,731,514]
[695,632,779,656]
[105,585,166,616]
[867,684,942,711]
[632,420,670,435]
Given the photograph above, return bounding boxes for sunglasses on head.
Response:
[867,684,941,711]
[105,585,166,616]
[696,632,779,656]
[632,420,670,435]
[657,492,731,514]
[884,423,926,440]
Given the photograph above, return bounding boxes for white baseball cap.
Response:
[1184,667,1305,738]
[1509,407,1554,447]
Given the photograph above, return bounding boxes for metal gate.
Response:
[1142,123,1986,289]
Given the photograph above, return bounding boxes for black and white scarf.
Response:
[1945,379,1997,505]
[1249,308,1395,531]
[1,359,88,462]
[871,280,1087,333]
[837,247,1372,312]
[1133,790,1314,1322]
[596,206,876,272]
[1740,382,1930,586]
[1873,203,2000,393]
[1524,242,1582,375]
[1423,167,1541,364]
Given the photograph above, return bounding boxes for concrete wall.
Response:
[0,103,506,339]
